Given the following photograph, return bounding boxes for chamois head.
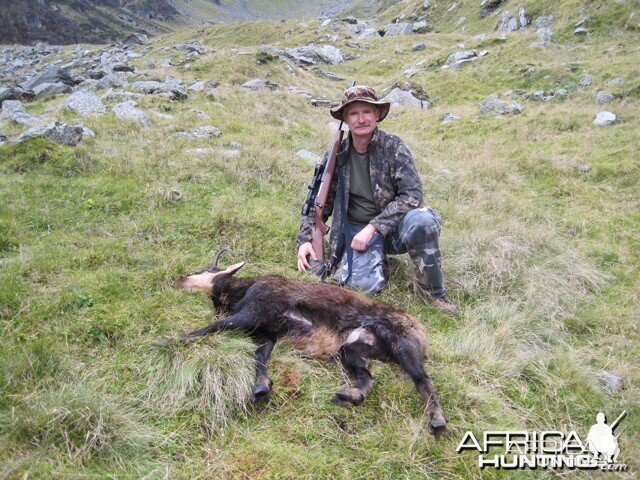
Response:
[176,248,245,295]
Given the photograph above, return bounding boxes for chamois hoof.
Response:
[331,389,365,407]
[428,413,447,437]
[252,379,273,404]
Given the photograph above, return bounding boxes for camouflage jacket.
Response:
[296,128,423,274]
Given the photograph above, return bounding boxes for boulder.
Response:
[534,16,553,28]
[607,77,625,86]
[381,88,431,109]
[101,89,142,101]
[359,28,381,39]
[112,100,151,128]
[574,27,589,36]
[579,74,596,87]
[15,121,84,146]
[412,43,426,52]
[97,74,127,89]
[65,91,106,116]
[593,111,616,126]
[0,87,35,105]
[131,81,171,94]
[445,50,478,68]
[413,21,429,34]
[297,149,322,165]
[173,126,221,138]
[518,8,530,28]
[497,12,519,32]
[441,113,460,124]
[383,23,414,37]
[1,100,40,126]
[595,91,614,104]
[285,45,344,66]
[32,82,72,99]
[241,79,277,91]
[20,66,75,91]
[478,93,523,115]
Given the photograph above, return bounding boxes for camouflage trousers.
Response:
[333,207,445,297]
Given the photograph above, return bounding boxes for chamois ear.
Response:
[223,261,245,276]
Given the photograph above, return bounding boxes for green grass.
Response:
[1,1,639,478]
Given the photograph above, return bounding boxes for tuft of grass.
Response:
[0,138,95,176]
[147,333,255,433]
[2,384,160,465]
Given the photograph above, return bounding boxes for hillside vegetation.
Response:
[1,0,638,478]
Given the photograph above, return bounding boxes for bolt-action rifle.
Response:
[301,81,355,274]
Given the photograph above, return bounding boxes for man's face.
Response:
[343,101,380,140]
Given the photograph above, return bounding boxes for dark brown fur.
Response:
[172,259,447,436]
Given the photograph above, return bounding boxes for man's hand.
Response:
[297,242,317,272]
[351,224,377,252]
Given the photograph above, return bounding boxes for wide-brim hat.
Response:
[330,85,391,122]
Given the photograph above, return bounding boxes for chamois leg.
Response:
[178,311,255,342]
[393,342,447,436]
[332,343,375,407]
[251,336,275,403]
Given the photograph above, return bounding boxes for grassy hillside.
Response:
[1,1,638,478]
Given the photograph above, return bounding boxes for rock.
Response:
[1,100,40,126]
[596,91,614,104]
[297,149,322,165]
[445,50,478,68]
[185,148,216,156]
[478,93,524,115]
[97,74,127,89]
[447,3,458,12]
[165,75,183,89]
[101,88,142,101]
[518,8,530,28]
[412,43,426,52]
[219,149,241,158]
[607,77,625,86]
[241,79,277,91]
[574,27,589,35]
[575,17,590,28]
[191,109,210,120]
[598,370,624,393]
[497,12,519,32]
[82,127,96,138]
[358,28,381,39]
[174,40,205,55]
[112,100,151,128]
[579,74,596,87]
[0,132,8,142]
[32,82,72,99]
[131,81,171,94]
[383,23,414,37]
[441,113,460,124]
[65,91,106,116]
[532,28,553,46]
[342,16,358,25]
[285,45,344,66]
[15,121,84,146]
[173,126,221,138]
[124,33,149,46]
[0,87,35,105]
[534,16,553,28]
[188,81,218,92]
[20,66,75,91]
[593,111,616,126]
[577,165,591,172]
[313,68,345,82]
[381,87,431,109]
[413,21,429,34]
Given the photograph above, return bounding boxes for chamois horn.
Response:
[211,247,231,268]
